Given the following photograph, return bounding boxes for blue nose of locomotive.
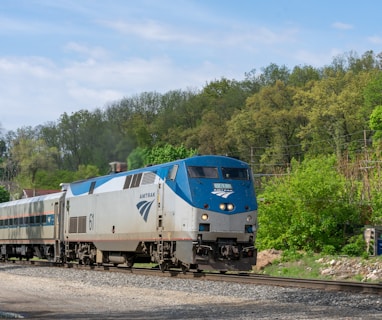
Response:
[188,178,257,214]
[162,155,258,215]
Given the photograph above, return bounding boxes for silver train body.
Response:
[0,155,258,271]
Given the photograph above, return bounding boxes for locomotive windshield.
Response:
[187,166,218,178]
[222,167,250,180]
[187,165,250,180]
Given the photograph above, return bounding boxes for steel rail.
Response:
[2,260,381,295]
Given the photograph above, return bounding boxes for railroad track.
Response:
[3,259,382,295]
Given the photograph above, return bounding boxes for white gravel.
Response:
[0,264,381,319]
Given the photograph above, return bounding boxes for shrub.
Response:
[281,249,304,262]
[341,234,367,256]
[322,245,337,255]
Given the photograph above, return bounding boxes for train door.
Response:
[156,181,164,262]
[53,194,65,262]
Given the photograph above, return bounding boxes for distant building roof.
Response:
[22,189,61,198]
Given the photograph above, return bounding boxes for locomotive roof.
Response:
[70,155,248,185]
[64,155,251,198]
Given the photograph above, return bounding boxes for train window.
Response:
[30,216,35,224]
[35,216,41,224]
[89,181,96,194]
[167,165,178,181]
[222,167,249,180]
[187,166,218,178]
[42,215,47,223]
[4,219,8,226]
[0,220,3,226]
[9,218,13,226]
[18,217,24,225]
[124,175,132,189]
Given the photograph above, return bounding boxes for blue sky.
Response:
[1,0,382,132]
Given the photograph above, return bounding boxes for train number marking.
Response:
[89,213,94,230]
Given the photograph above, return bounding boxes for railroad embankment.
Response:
[256,249,382,282]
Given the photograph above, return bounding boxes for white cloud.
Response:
[332,22,353,30]
[0,53,224,132]
[368,35,382,44]
[100,19,204,44]
[1,0,377,134]
[64,42,110,60]
[293,48,342,67]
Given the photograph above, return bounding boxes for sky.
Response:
[1,0,382,133]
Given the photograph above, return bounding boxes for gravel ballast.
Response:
[0,264,381,319]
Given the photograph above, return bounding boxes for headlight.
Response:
[219,203,234,211]
[201,213,209,221]
[227,203,234,211]
[246,215,253,222]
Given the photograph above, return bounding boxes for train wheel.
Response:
[181,264,189,274]
[159,262,168,272]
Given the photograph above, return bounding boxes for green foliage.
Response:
[57,109,114,171]
[280,249,304,262]
[257,155,361,253]
[35,170,74,189]
[322,245,337,255]
[262,252,324,279]
[126,144,197,170]
[11,136,58,188]
[127,147,148,170]
[145,144,197,165]
[369,105,382,140]
[0,185,10,203]
[34,165,100,189]
[364,71,382,111]
[341,234,367,256]
[75,164,100,180]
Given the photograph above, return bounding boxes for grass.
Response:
[261,253,330,279]
[259,252,382,282]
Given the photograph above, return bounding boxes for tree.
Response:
[297,70,372,158]
[151,89,197,145]
[227,80,305,171]
[146,144,197,165]
[197,110,229,155]
[195,78,250,155]
[127,147,148,170]
[363,71,382,117]
[258,63,290,86]
[10,137,58,188]
[75,164,100,180]
[57,109,113,171]
[289,65,321,87]
[0,185,10,203]
[369,105,382,140]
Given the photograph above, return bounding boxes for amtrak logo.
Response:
[136,200,154,222]
[212,190,234,198]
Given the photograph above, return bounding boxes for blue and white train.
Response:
[0,155,258,271]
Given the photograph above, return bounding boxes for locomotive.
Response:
[0,155,258,271]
